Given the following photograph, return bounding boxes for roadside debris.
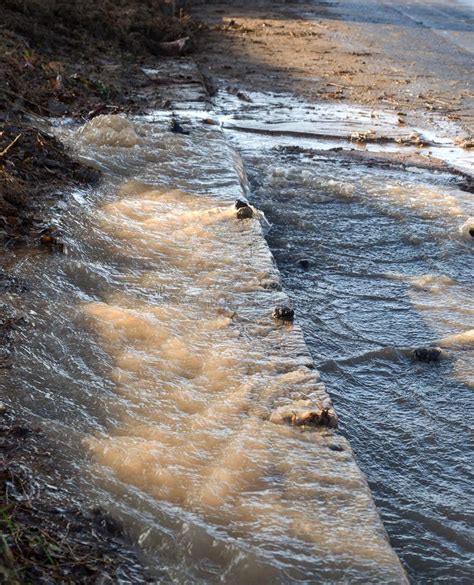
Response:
[396,132,426,147]
[455,136,474,149]
[272,306,294,322]
[269,405,338,428]
[351,130,376,142]
[39,227,66,253]
[412,347,443,362]
[0,133,22,157]
[86,104,121,120]
[158,37,190,56]
[234,199,254,219]
[227,87,253,103]
[171,118,190,135]
[202,118,220,126]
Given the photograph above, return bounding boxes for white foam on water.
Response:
[459,217,474,240]
[79,114,141,147]
[392,273,474,388]
[361,181,465,219]
[439,330,474,349]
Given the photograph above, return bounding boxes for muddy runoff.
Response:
[3,113,407,583]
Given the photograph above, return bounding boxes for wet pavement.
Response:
[193,0,474,132]
[191,2,474,579]
[2,107,409,583]
[2,0,473,582]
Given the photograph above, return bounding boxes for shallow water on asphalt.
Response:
[2,91,473,584]
[2,113,409,584]
[220,93,474,583]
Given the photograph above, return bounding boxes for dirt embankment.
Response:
[1,1,201,582]
[1,0,203,118]
[1,0,201,243]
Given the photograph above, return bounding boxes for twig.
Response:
[425,97,451,106]
[326,82,348,89]
[2,87,54,118]
[0,133,21,157]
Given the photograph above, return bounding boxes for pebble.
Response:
[273,306,294,322]
[413,347,442,362]
[235,199,253,219]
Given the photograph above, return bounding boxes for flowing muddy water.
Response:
[3,113,408,583]
[217,91,474,583]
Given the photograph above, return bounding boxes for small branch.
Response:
[425,97,451,106]
[0,134,22,157]
[326,82,348,89]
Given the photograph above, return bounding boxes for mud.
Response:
[0,408,151,584]
[0,126,99,245]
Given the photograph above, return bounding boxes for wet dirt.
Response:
[0,126,99,246]
[0,408,151,584]
[192,0,474,134]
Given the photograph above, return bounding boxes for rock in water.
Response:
[235,199,253,219]
[272,306,294,322]
[413,347,442,362]
[170,119,190,135]
[297,258,310,270]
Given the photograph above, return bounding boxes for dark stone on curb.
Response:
[261,279,282,291]
[272,306,294,322]
[328,444,344,452]
[270,406,337,428]
[170,119,190,135]
[235,200,253,219]
[237,207,253,219]
[413,347,442,362]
